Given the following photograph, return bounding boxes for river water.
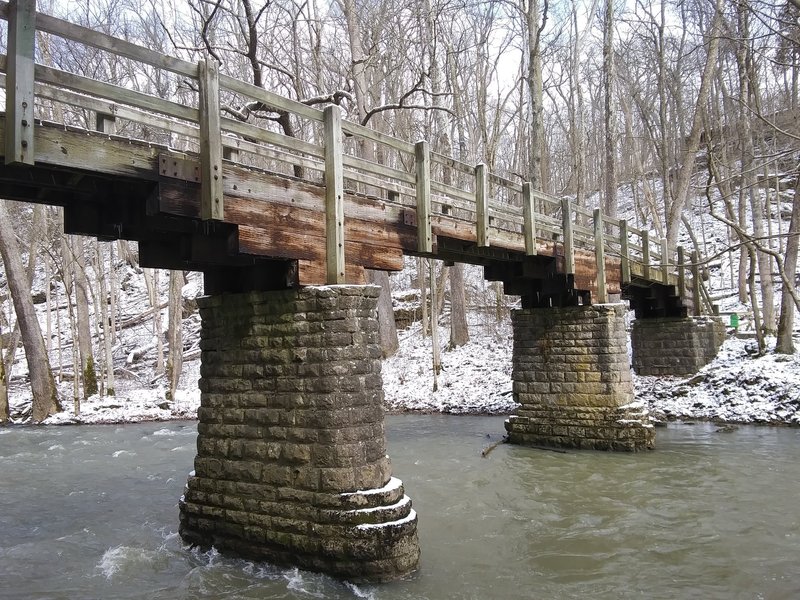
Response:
[1,416,799,599]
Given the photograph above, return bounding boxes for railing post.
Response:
[620,219,631,285]
[594,208,607,303]
[660,237,670,284]
[522,182,537,256]
[677,246,686,303]
[415,141,432,254]
[561,197,575,275]
[323,104,345,284]
[475,163,489,247]
[641,230,650,281]
[199,59,223,221]
[691,250,702,316]
[5,0,36,166]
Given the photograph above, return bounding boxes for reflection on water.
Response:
[1,417,799,599]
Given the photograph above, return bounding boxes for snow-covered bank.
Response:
[636,336,800,426]
[8,320,800,428]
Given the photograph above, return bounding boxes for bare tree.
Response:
[0,201,60,421]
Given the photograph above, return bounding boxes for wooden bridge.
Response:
[0,0,700,316]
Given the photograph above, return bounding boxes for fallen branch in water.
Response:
[481,436,508,458]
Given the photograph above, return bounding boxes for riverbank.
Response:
[5,325,799,427]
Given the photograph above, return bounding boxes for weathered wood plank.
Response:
[561,197,575,275]
[323,105,345,284]
[594,208,607,303]
[199,59,223,221]
[620,219,631,284]
[5,0,35,165]
[415,140,432,253]
[475,163,489,247]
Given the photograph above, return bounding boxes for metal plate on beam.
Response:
[159,153,199,183]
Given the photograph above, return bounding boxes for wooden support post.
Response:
[95,113,117,134]
[323,104,345,284]
[5,0,36,165]
[620,219,631,285]
[199,59,223,221]
[691,250,702,316]
[522,182,537,256]
[641,230,650,281]
[660,237,670,284]
[594,208,607,303]
[475,163,489,247]
[561,197,575,275]
[415,141,432,253]
[677,246,686,303]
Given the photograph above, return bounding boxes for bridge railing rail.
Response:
[0,0,701,309]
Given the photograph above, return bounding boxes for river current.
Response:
[1,415,799,599]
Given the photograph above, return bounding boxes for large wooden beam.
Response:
[475,163,489,247]
[324,105,345,284]
[594,208,607,303]
[5,0,36,166]
[415,140,432,253]
[199,59,223,221]
[522,182,537,256]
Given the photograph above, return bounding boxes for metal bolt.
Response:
[21,119,28,127]
[20,140,28,148]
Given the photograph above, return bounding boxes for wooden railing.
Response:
[0,0,697,306]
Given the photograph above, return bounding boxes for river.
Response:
[1,416,799,599]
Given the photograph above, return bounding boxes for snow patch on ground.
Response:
[636,336,800,425]
[382,324,516,415]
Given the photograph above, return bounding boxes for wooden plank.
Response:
[677,246,686,303]
[641,230,650,281]
[342,153,416,186]
[415,140,432,253]
[199,59,223,221]
[220,73,324,123]
[561,197,575,275]
[522,182,537,255]
[220,115,323,159]
[34,63,199,123]
[299,260,365,286]
[33,9,197,77]
[324,105,345,284]
[5,0,36,165]
[475,162,489,247]
[594,208,607,303]
[660,237,670,284]
[620,219,631,284]
[340,120,415,155]
[95,112,117,134]
[691,250,701,316]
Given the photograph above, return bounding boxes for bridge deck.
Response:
[0,0,692,313]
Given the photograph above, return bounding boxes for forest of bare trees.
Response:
[0,0,797,421]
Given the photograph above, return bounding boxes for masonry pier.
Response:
[631,316,725,376]
[179,286,420,582]
[505,304,654,451]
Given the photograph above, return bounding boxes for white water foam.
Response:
[112,450,135,458]
[98,545,162,579]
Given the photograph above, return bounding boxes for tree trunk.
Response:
[419,257,428,337]
[603,0,617,220]
[166,270,185,400]
[366,270,399,358]
[776,191,799,354]
[429,259,441,392]
[71,236,97,397]
[0,200,60,421]
[0,321,8,424]
[449,263,469,348]
[97,244,115,395]
[526,0,546,190]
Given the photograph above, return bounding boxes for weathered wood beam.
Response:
[199,59,223,221]
[620,219,631,285]
[323,105,345,284]
[475,163,489,247]
[641,229,650,281]
[522,182,537,256]
[677,246,686,304]
[594,208,607,303]
[561,197,575,275]
[660,237,670,284]
[415,140,432,253]
[5,0,36,165]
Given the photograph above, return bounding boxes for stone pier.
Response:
[505,304,654,451]
[179,286,419,582]
[631,316,725,376]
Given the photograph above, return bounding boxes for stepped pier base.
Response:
[505,304,654,451]
[179,286,419,583]
[631,316,725,376]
